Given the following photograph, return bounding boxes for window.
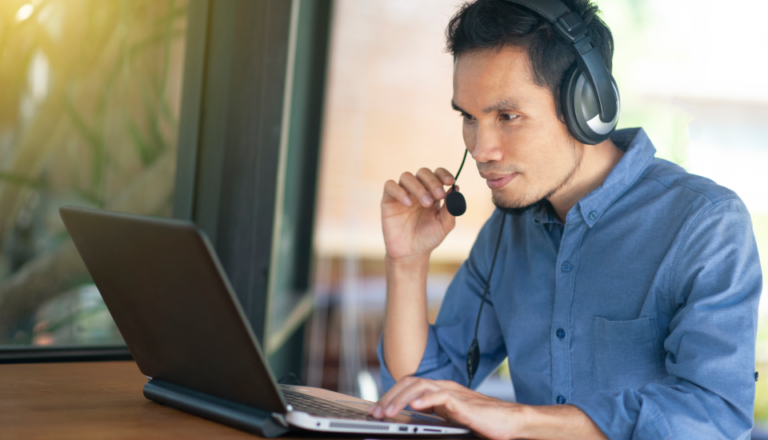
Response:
[0,0,188,350]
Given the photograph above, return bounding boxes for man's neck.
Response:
[548,138,624,223]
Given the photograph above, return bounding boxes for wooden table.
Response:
[0,361,280,439]
[0,361,474,439]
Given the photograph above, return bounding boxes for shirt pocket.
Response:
[592,316,663,392]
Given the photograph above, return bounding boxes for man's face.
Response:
[452,46,582,210]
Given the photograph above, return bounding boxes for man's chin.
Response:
[492,196,548,216]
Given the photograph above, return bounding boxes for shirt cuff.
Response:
[570,390,672,440]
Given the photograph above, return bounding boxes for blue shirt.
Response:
[378,128,762,439]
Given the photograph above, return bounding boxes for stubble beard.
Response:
[492,140,583,216]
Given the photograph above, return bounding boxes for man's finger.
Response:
[434,167,455,186]
[399,172,434,208]
[368,376,419,416]
[410,389,455,415]
[434,380,467,391]
[416,168,447,200]
[383,179,413,207]
[381,379,441,418]
[437,196,457,231]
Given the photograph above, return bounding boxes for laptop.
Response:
[59,206,469,437]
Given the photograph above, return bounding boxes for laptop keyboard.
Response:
[281,388,376,420]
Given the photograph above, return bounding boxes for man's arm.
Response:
[378,208,510,390]
[379,167,457,380]
[571,198,761,439]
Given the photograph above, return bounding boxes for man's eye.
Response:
[461,112,474,121]
[501,113,518,121]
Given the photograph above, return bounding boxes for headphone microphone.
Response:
[445,149,469,217]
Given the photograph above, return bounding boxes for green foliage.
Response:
[0,0,187,345]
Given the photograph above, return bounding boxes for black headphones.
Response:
[445,0,621,388]
[513,0,620,145]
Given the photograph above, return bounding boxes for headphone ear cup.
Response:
[561,66,588,144]
[561,66,618,145]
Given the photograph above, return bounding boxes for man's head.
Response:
[447,0,614,214]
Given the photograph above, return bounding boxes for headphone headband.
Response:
[505,0,569,22]
[503,0,618,123]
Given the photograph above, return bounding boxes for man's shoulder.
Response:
[638,157,743,210]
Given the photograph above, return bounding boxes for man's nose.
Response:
[471,122,503,163]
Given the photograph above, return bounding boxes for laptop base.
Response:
[143,379,289,438]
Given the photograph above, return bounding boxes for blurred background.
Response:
[1,0,767,431]
[0,0,185,349]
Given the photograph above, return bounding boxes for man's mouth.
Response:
[483,173,517,190]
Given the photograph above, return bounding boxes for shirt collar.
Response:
[575,127,656,227]
[531,201,560,227]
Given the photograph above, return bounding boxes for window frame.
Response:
[1,0,332,372]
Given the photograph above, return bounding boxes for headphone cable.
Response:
[452,149,468,190]
[466,213,507,389]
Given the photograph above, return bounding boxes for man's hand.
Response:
[367,377,608,440]
[368,376,527,439]
[381,167,457,261]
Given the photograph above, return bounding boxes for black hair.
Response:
[446,0,614,118]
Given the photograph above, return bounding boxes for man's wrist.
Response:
[516,404,607,440]
[385,254,430,277]
[382,253,430,380]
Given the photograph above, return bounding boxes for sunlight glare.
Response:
[15,4,35,22]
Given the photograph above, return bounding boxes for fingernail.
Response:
[434,187,446,198]
[403,196,412,206]
[374,407,383,418]
[444,176,454,184]
[421,195,432,207]
[413,399,422,406]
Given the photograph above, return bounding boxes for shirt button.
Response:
[588,211,598,220]
[556,328,565,339]
[561,261,572,272]
[556,395,566,404]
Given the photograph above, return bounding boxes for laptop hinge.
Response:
[271,413,289,428]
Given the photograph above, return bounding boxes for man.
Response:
[366,0,762,439]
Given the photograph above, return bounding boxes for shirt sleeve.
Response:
[378,210,509,392]
[571,198,762,440]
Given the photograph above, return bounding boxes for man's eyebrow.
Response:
[451,101,468,114]
[451,99,520,115]
[482,99,519,113]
